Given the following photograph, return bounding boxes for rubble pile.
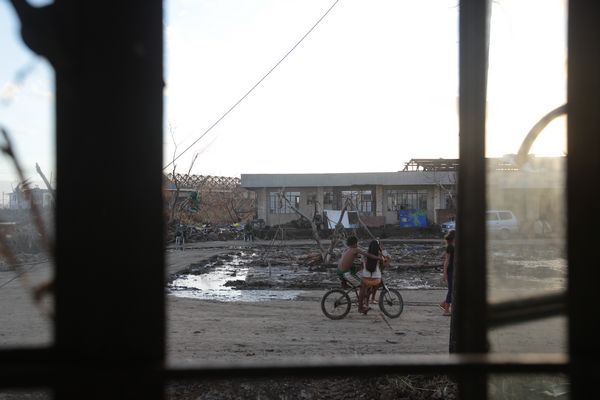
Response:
[169,242,446,291]
[0,209,53,256]
[0,224,45,255]
[167,223,244,243]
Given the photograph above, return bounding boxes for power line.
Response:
[164,0,341,170]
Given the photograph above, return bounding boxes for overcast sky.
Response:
[0,0,567,198]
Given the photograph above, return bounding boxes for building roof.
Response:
[241,171,456,189]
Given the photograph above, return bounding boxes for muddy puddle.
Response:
[168,253,304,302]
[167,241,567,302]
[167,244,447,302]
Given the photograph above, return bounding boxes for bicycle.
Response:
[320,280,404,320]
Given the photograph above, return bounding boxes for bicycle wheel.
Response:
[321,289,352,320]
[379,288,404,318]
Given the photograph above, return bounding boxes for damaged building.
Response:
[7,185,54,210]
[241,157,564,233]
[164,173,256,224]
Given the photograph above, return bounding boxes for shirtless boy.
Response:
[337,236,384,288]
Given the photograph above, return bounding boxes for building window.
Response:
[386,190,427,212]
[443,191,456,209]
[269,191,300,214]
[341,190,373,215]
[323,191,334,208]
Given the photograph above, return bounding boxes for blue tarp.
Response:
[398,209,427,227]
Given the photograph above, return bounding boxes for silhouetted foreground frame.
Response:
[1,1,598,399]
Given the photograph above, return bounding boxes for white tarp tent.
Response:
[324,209,359,229]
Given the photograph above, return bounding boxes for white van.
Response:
[440,210,519,239]
[486,210,519,238]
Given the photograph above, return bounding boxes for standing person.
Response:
[175,224,185,250]
[439,229,455,316]
[337,236,383,289]
[359,240,384,314]
[244,221,254,242]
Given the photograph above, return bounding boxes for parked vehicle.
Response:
[441,218,455,235]
[440,210,519,239]
[487,210,519,239]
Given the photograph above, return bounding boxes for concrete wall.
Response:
[256,188,268,223]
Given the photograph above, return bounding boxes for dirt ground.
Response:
[164,239,457,399]
[164,238,566,399]
[0,238,567,399]
[166,240,452,363]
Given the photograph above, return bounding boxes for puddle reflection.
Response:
[168,243,567,303]
[168,254,303,302]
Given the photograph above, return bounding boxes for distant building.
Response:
[241,157,565,232]
[164,173,256,224]
[241,159,457,228]
[8,186,54,210]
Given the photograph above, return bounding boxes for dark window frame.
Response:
[1,1,598,399]
[386,189,428,212]
[340,189,373,215]
[323,191,334,207]
[269,191,300,214]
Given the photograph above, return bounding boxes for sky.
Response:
[0,0,567,200]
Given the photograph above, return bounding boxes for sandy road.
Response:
[165,241,451,365]
[0,240,566,365]
[167,289,451,367]
[0,258,53,348]
[165,240,566,367]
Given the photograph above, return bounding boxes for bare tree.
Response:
[168,125,180,223]
[278,191,360,264]
[345,197,377,240]
[182,177,255,224]
[322,199,351,263]
[277,190,326,258]
[213,186,255,223]
[166,124,199,224]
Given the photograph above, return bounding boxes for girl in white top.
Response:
[358,240,384,313]
[361,261,382,279]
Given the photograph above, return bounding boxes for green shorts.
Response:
[337,266,361,287]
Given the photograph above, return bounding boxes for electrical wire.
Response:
[164,0,341,170]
